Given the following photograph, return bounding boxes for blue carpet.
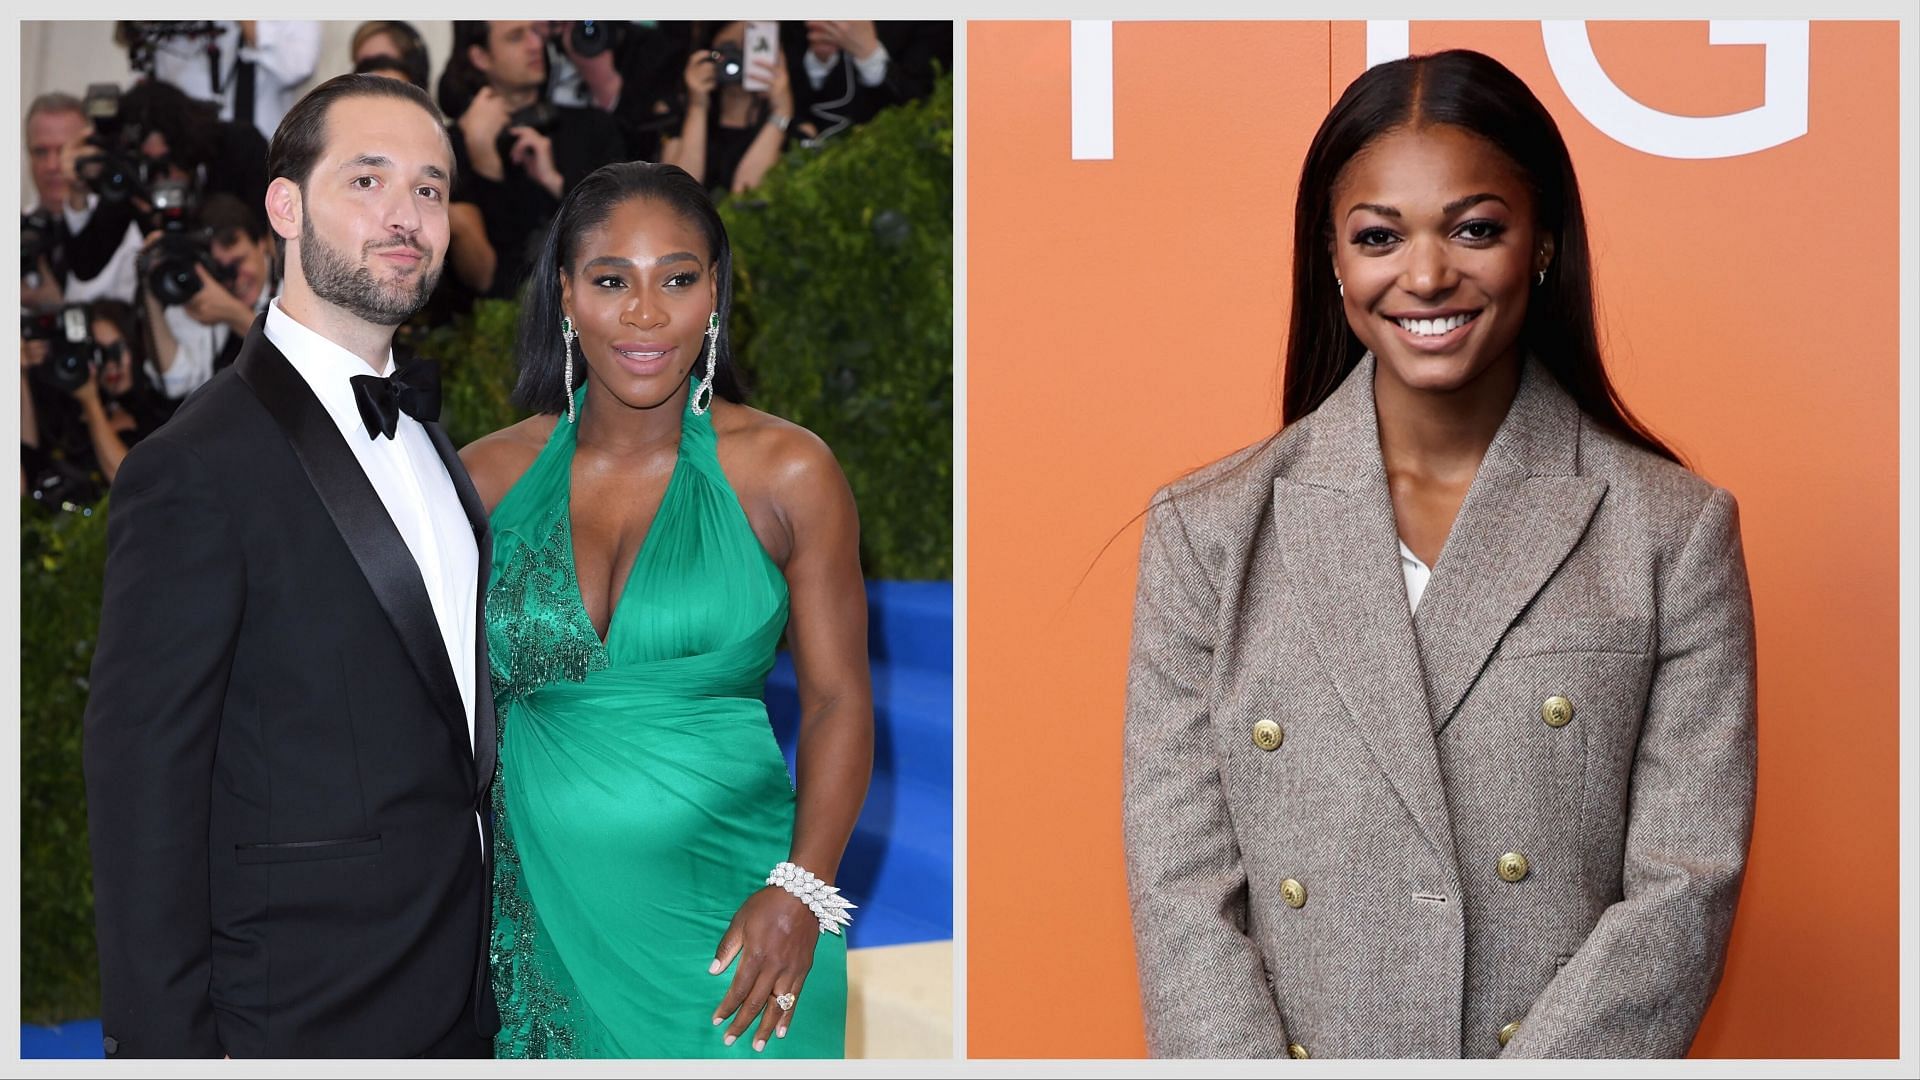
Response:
[765,580,953,948]
[20,1019,102,1059]
[22,580,952,1057]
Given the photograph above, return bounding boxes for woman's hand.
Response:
[709,885,819,1051]
[684,50,719,110]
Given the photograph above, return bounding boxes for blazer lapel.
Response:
[233,326,470,752]
[421,418,498,793]
[1271,356,1459,872]
[1410,358,1608,732]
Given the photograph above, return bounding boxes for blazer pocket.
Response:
[1498,613,1652,659]
[234,833,382,865]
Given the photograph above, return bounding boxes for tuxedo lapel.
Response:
[1271,356,1459,872]
[233,327,469,750]
[1410,359,1608,731]
[422,419,497,793]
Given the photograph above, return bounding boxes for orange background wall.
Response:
[968,21,1900,1058]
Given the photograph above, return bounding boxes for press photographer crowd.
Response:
[21,19,950,512]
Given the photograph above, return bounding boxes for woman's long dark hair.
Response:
[1285,49,1680,464]
[514,161,748,415]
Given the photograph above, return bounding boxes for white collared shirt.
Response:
[263,299,479,750]
[803,42,891,89]
[1399,539,1432,614]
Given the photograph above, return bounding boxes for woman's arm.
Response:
[710,426,873,1051]
[730,59,794,195]
[1123,489,1290,1058]
[661,51,716,184]
[75,378,132,484]
[1501,488,1757,1058]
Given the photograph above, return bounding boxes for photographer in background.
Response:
[542,21,691,163]
[21,299,169,505]
[140,193,276,399]
[439,20,630,298]
[127,20,322,141]
[784,21,950,144]
[662,21,794,196]
[351,21,431,91]
[54,78,272,303]
[23,93,143,306]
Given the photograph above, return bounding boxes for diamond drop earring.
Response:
[1336,277,1344,298]
[561,315,578,423]
[691,311,719,416]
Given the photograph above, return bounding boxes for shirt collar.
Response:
[264,298,398,442]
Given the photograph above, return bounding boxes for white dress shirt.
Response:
[1399,538,1432,613]
[263,300,480,750]
[149,21,323,138]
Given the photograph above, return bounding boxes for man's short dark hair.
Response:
[198,192,266,245]
[267,73,454,193]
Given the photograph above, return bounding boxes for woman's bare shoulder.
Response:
[711,401,842,489]
[459,413,561,513]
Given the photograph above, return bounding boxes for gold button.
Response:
[1497,852,1530,883]
[1499,1021,1521,1047]
[1280,878,1307,908]
[1542,695,1574,728]
[1251,719,1285,752]
[1287,1042,1310,1059]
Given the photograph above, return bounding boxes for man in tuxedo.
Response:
[83,73,498,1058]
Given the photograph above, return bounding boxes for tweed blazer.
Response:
[1122,355,1756,1059]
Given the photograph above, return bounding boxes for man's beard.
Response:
[299,213,441,327]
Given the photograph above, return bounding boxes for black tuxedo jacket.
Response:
[82,321,500,1057]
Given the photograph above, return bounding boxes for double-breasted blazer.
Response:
[1122,354,1756,1059]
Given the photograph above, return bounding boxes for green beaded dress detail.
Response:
[485,386,847,1058]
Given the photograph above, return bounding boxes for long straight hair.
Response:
[1284,49,1681,464]
[514,161,748,415]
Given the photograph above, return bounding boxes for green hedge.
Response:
[720,73,953,580]
[20,500,109,1024]
[19,77,951,1024]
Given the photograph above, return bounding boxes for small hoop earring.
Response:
[560,315,578,423]
[691,311,719,416]
[1535,269,1547,287]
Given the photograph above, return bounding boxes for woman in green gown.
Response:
[461,162,873,1058]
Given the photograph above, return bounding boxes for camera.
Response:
[711,41,747,87]
[22,209,59,277]
[73,83,154,205]
[135,178,234,307]
[495,101,560,170]
[569,20,626,59]
[24,304,102,395]
[117,21,223,77]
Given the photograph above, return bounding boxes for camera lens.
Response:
[571,21,615,58]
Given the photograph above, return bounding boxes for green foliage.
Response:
[17,77,952,1023]
[19,498,110,1024]
[412,298,528,449]
[720,74,954,580]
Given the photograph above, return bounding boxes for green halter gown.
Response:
[484,386,847,1058]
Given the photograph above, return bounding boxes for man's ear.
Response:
[265,177,302,245]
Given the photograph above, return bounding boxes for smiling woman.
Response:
[458,161,872,1060]
[1121,49,1754,1060]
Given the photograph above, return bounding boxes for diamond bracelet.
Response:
[766,861,857,935]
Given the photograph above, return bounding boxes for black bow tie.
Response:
[350,358,442,440]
